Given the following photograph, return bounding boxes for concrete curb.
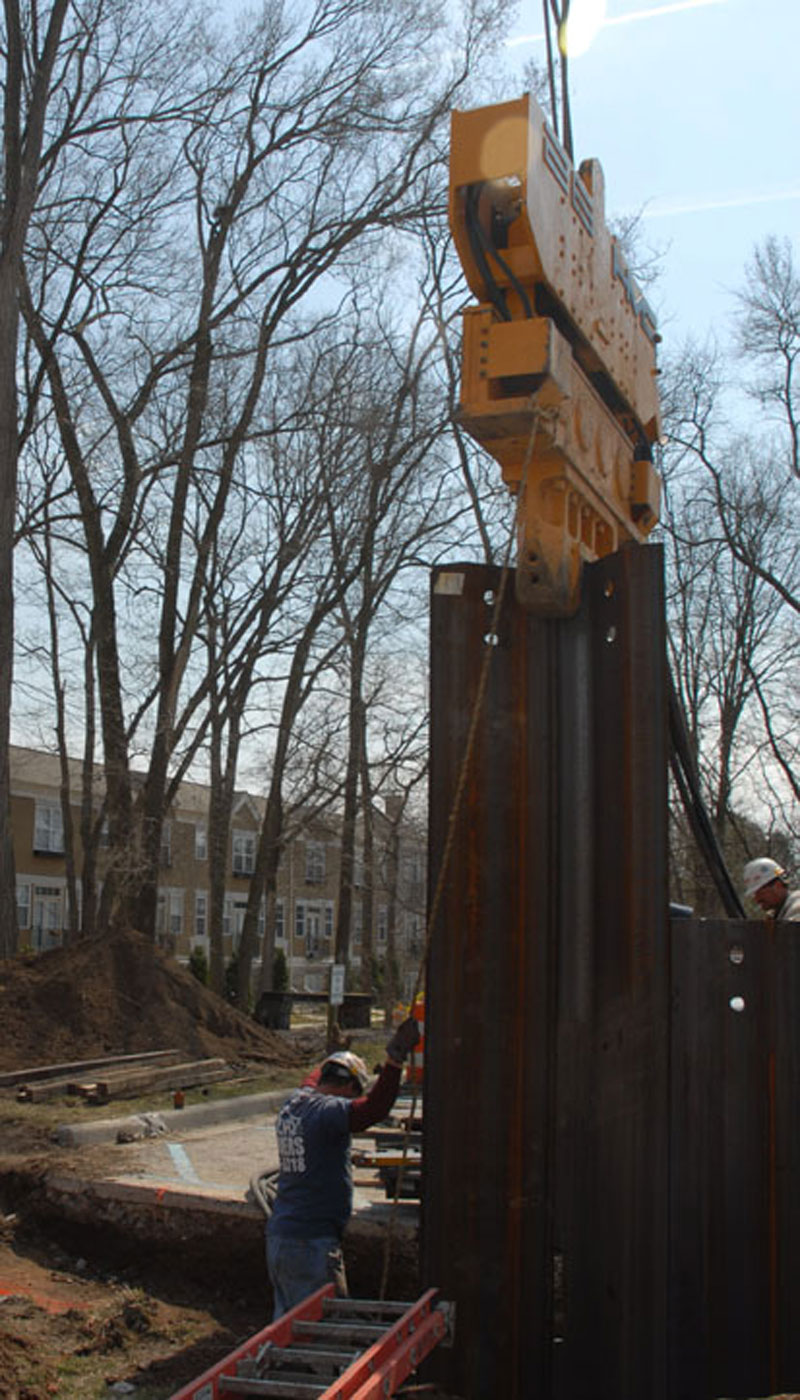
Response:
[54,1088,291,1147]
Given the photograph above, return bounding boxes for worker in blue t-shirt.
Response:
[266,1017,420,1318]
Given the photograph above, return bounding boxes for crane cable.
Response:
[378,400,548,1299]
[542,0,574,161]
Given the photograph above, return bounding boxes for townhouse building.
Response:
[9,745,425,1002]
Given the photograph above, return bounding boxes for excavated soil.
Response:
[0,934,441,1398]
[0,930,333,1398]
[0,928,310,1073]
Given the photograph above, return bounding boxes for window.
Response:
[377,904,388,945]
[295,900,327,959]
[305,840,325,884]
[160,822,172,867]
[195,825,207,861]
[402,851,425,899]
[353,900,363,946]
[34,801,64,854]
[195,892,207,939]
[156,889,183,940]
[275,899,286,945]
[16,882,31,930]
[324,902,334,939]
[405,912,423,955]
[223,896,248,950]
[232,829,256,876]
[32,885,62,950]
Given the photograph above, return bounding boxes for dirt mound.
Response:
[0,929,306,1072]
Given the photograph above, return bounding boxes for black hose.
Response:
[667,667,746,918]
[464,184,510,322]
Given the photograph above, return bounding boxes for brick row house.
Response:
[9,745,426,1002]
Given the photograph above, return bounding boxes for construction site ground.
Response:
[2,933,793,1400]
[0,932,421,1400]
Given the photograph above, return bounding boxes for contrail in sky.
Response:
[642,187,800,219]
[506,0,727,48]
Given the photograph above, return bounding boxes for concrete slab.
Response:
[50,1101,419,1237]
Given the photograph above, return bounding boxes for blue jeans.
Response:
[266,1232,348,1319]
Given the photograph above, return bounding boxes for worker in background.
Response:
[266,1016,420,1318]
[742,858,800,921]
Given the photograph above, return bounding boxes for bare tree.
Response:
[14,0,514,945]
[0,0,72,953]
[734,235,800,477]
[660,236,800,895]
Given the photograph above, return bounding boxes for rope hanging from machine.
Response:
[378,402,548,1298]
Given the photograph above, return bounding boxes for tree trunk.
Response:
[0,277,19,956]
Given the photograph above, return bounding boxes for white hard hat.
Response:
[320,1050,370,1093]
[743,857,788,898]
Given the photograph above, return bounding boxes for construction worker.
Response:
[266,1017,420,1318]
[742,858,800,921]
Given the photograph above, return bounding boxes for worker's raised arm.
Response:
[348,1017,420,1133]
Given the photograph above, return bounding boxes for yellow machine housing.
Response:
[449,93,662,614]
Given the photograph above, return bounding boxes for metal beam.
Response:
[422,546,669,1399]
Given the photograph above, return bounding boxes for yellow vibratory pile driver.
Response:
[449,92,662,615]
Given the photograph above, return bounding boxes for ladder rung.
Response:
[256,1346,357,1371]
[293,1322,388,1345]
[321,1298,409,1318]
[221,1380,325,1398]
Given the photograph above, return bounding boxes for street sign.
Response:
[330,963,345,1006]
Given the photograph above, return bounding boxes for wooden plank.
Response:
[85,1059,230,1100]
[17,1058,230,1103]
[1,1048,183,1090]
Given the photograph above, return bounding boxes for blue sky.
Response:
[503,0,800,355]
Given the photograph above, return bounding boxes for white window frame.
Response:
[16,881,31,930]
[377,904,388,945]
[275,898,286,945]
[305,840,326,884]
[34,800,64,854]
[295,899,335,958]
[157,888,184,939]
[195,891,208,940]
[195,825,208,861]
[31,883,63,950]
[224,895,248,950]
[232,829,256,876]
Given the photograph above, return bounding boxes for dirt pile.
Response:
[0,929,308,1073]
